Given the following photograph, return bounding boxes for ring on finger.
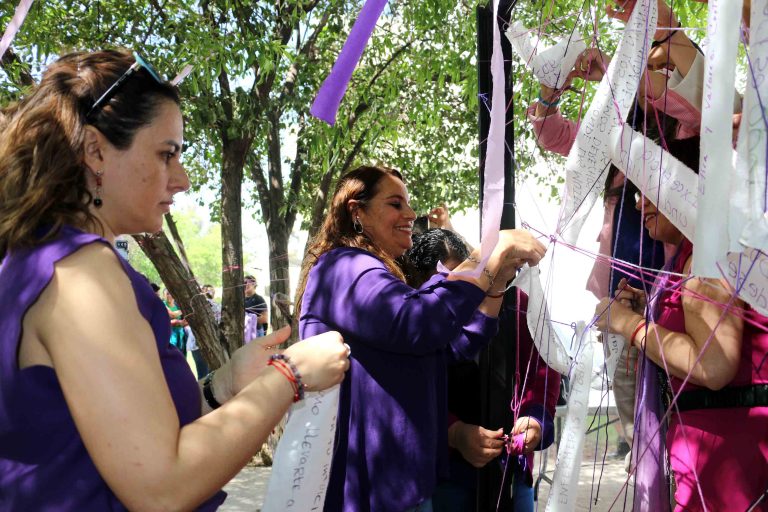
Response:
[344,343,352,357]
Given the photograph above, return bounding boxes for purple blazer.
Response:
[300,247,498,511]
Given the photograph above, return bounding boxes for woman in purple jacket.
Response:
[296,166,547,511]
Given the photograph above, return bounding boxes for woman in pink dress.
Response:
[594,137,768,510]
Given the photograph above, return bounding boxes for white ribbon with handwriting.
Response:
[556,0,657,245]
[262,387,339,512]
[505,21,586,89]
[694,0,743,276]
[512,266,573,374]
[609,124,698,241]
[546,325,595,512]
[734,0,768,253]
[512,265,625,387]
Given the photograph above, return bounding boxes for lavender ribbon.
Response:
[633,354,669,511]
[632,269,672,511]
[310,0,388,125]
[0,0,34,62]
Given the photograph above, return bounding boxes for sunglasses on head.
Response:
[86,51,164,119]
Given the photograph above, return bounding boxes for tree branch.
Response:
[1,48,35,88]
[164,212,192,275]
[277,9,331,106]
[285,113,307,229]
[252,0,321,108]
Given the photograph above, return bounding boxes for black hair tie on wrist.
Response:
[203,371,222,410]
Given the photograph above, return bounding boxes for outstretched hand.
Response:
[227,326,293,397]
[568,48,611,83]
[606,0,678,42]
[428,205,453,230]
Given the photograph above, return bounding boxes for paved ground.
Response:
[219,427,634,511]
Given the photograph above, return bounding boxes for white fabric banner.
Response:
[512,265,626,386]
[506,21,587,90]
[721,249,768,317]
[512,265,573,374]
[694,0,743,276]
[600,333,625,387]
[262,387,340,512]
[609,124,699,241]
[546,325,595,512]
[734,0,768,253]
[610,126,768,317]
[556,0,657,244]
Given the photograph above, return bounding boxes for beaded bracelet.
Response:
[202,370,222,410]
[268,354,306,402]
[466,255,495,290]
[537,94,560,108]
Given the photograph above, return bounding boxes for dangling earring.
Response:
[93,170,103,208]
[353,216,364,234]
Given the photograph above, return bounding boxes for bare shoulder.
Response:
[26,241,148,355]
[682,255,744,311]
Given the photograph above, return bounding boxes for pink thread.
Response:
[506,433,526,456]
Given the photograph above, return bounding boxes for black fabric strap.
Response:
[675,384,768,412]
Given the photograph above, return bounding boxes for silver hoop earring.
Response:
[353,217,364,234]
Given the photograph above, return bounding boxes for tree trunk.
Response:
[266,223,292,331]
[133,231,227,369]
[219,139,248,355]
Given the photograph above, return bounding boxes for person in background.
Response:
[0,48,349,510]
[296,165,546,511]
[406,228,559,512]
[203,284,222,322]
[163,288,187,355]
[244,275,268,337]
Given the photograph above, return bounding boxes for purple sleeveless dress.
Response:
[0,226,226,510]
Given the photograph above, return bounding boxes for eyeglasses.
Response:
[86,51,164,119]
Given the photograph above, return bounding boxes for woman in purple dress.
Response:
[296,166,547,511]
[0,49,349,510]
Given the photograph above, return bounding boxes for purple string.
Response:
[309,0,388,125]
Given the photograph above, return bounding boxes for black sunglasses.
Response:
[86,51,164,119]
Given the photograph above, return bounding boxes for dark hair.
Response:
[296,165,406,315]
[665,136,700,172]
[404,228,470,287]
[150,283,161,293]
[0,49,180,259]
[412,215,429,235]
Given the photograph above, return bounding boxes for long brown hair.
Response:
[0,49,180,260]
[295,165,407,317]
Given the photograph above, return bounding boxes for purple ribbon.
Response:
[0,0,34,62]
[632,268,671,511]
[633,354,669,511]
[310,0,388,125]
